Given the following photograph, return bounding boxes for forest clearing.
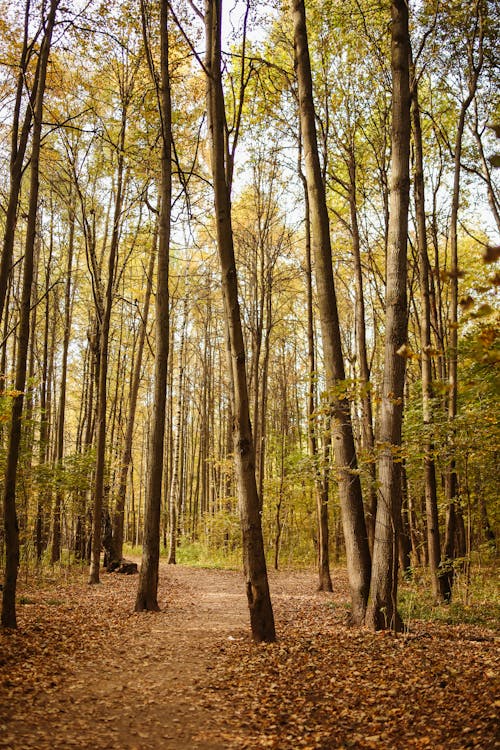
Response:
[1,561,498,750]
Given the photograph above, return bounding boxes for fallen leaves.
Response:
[0,565,498,749]
[205,575,499,749]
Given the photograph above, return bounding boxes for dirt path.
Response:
[1,564,261,749]
[63,565,254,750]
[1,564,498,750]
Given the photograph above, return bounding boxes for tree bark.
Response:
[444,2,483,589]
[88,97,128,585]
[2,0,59,629]
[410,60,449,603]
[366,0,410,632]
[291,0,370,623]
[300,158,332,593]
[135,0,171,611]
[167,299,188,565]
[111,214,157,565]
[205,0,275,643]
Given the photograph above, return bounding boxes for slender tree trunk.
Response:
[0,276,12,391]
[88,106,128,585]
[111,216,157,565]
[411,61,449,603]
[257,312,271,502]
[347,150,377,554]
[162,316,176,550]
[22,230,40,546]
[292,0,370,623]
[135,0,171,611]
[274,425,286,572]
[51,198,75,564]
[0,0,40,327]
[36,227,52,562]
[300,161,332,592]
[167,299,188,565]
[205,0,275,642]
[1,0,59,628]
[444,5,483,586]
[398,461,412,576]
[366,0,410,632]
[316,418,333,592]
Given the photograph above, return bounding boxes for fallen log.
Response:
[107,559,138,575]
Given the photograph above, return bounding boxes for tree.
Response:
[205,0,275,643]
[2,0,60,629]
[291,0,371,624]
[135,0,172,611]
[299,142,332,592]
[443,0,485,583]
[51,190,76,564]
[0,0,39,328]
[167,297,188,565]
[410,53,449,603]
[88,47,137,585]
[111,216,157,566]
[365,0,411,631]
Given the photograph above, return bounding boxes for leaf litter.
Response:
[0,565,498,749]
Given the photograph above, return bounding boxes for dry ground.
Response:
[0,563,498,749]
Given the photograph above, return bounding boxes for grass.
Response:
[174,541,241,570]
[24,543,494,631]
[18,595,36,605]
[399,564,500,630]
[123,541,242,569]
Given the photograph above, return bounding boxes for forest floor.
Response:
[0,562,498,750]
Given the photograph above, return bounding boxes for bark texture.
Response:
[291,0,370,622]
[112,217,156,565]
[2,0,59,629]
[205,0,275,643]
[366,0,410,631]
[411,61,449,603]
[135,0,171,611]
[444,1,483,587]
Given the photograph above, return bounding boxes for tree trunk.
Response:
[291,0,370,623]
[347,150,377,555]
[274,425,286,573]
[398,461,412,577]
[410,60,449,603]
[37,223,52,562]
[205,0,275,643]
[88,101,128,585]
[2,0,59,628]
[300,158,332,593]
[316,420,333,592]
[135,0,171,611]
[257,291,272,503]
[167,299,188,565]
[0,0,41,327]
[111,213,157,565]
[51,196,75,564]
[444,3,483,591]
[366,0,410,632]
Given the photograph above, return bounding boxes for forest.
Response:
[0,0,499,747]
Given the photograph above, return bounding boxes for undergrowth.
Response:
[9,543,498,632]
[399,564,499,630]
